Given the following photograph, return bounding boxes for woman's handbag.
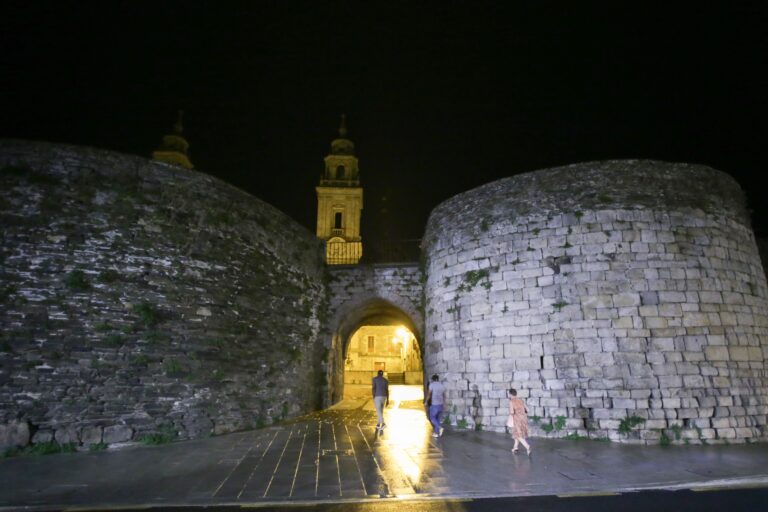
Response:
[506,415,515,428]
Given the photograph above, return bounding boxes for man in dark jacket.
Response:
[372,370,389,430]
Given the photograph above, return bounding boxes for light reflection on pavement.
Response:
[3,382,768,510]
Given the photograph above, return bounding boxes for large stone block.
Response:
[489,359,515,373]
[683,375,706,388]
[466,360,490,373]
[31,430,54,444]
[613,292,641,307]
[716,428,737,439]
[677,408,700,419]
[704,346,729,361]
[515,358,543,370]
[612,398,636,409]
[54,426,79,445]
[0,420,30,450]
[553,354,582,368]
[503,343,531,358]
[80,426,103,446]
[579,366,604,378]
[103,425,134,443]
[729,347,751,361]
[584,352,614,366]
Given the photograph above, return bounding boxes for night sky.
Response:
[2,1,767,241]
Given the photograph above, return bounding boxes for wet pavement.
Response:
[1,386,768,510]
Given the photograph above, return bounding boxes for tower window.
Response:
[336,165,345,179]
[367,336,375,353]
[334,212,343,229]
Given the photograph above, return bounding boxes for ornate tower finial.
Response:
[174,110,184,134]
[152,111,193,169]
[339,113,347,138]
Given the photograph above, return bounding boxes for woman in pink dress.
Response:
[507,388,531,455]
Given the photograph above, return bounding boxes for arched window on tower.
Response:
[336,165,345,179]
[334,212,343,229]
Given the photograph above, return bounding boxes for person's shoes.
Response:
[526,448,531,456]
[439,427,444,437]
[511,448,518,454]
[432,433,440,438]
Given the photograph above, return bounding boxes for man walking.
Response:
[424,374,445,437]
[372,369,389,430]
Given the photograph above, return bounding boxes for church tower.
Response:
[152,110,194,169]
[316,115,363,264]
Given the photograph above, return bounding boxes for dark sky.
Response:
[2,1,767,240]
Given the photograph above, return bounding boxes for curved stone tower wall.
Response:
[0,140,327,449]
[423,160,768,443]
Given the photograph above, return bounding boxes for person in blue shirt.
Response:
[424,374,445,437]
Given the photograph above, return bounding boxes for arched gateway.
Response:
[325,264,425,404]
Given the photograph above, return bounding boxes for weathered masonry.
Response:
[0,140,327,448]
[423,160,768,443]
[1,141,767,449]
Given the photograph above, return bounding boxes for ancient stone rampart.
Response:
[0,140,327,450]
[423,160,768,443]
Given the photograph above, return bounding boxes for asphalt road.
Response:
[55,487,768,512]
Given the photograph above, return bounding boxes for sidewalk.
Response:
[2,396,767,510]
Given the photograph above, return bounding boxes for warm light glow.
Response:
[380,385,429,486]
[389,384,424,403]
[343,325,422,399]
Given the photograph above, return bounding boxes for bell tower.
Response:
[316,115,363,264]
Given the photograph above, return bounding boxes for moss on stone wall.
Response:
[0,140,327,449]
[423,160,768,444]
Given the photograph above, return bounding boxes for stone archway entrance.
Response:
[324,263,426,405]
[328,297,424,404]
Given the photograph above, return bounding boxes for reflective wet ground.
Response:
[68,488,768,512]
[1,385,767,509]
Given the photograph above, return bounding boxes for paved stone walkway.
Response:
[2,391,768,510]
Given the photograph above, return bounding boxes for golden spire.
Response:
[152,111,193,169]
[330,114,354,156]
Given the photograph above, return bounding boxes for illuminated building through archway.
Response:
[343,325,422,398]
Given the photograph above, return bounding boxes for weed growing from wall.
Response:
[134,302,160,326]
[98,269,121,283]
[95,322,113,332]
[103,334,123,346]
[65,270,90,291]
[139,424,177,445]
[130,354,150,365]
[163,359,182,375]
[618,415,646,435]
[3,441,76,458]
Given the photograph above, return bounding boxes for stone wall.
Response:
[325,264,424,402]
[423,160,768,443]
[0,140,327,450]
